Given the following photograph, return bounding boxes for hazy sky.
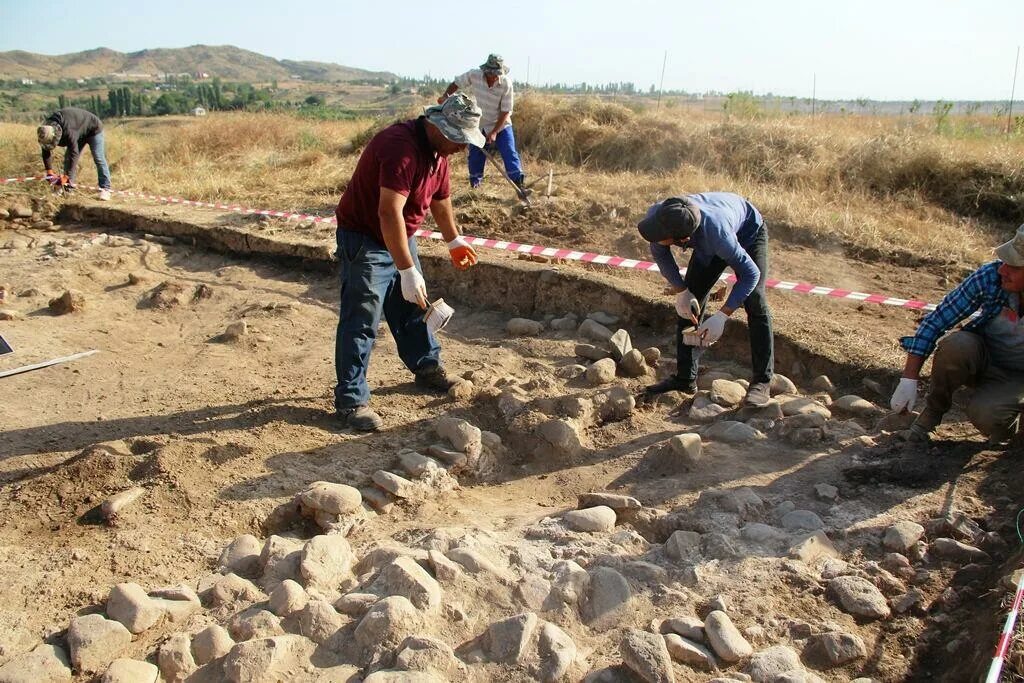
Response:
[1,0,1020,101]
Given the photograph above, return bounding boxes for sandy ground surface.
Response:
[0,200,1021,682]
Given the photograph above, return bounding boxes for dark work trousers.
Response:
[675,226,775,385]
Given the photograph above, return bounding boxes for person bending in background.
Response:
[37,106,112,200]
[890,223,1024,446]
[438,54,526,191]
[638,192,775,407]
[332,94,482,432]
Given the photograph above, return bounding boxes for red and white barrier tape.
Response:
[986,570,1024,683]
[3,176,938,312]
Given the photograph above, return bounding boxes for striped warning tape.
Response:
[2,175,938,312]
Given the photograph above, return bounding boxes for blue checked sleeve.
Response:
[899,264,997,357]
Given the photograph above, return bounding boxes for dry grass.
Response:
[1,97,1021,267]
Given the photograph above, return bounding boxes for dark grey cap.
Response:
[637,197,702,242]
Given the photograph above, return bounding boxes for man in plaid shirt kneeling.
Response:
[890,223,1024,446]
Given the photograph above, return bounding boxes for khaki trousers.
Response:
[923,331,1024,440]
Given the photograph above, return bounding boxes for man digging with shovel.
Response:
[637,193,776,407]
[333,94,483,431]
[438,54,528,195]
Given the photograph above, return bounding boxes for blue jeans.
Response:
[468,125,524,186]
[333,230,441,411]
[676,226,775,385]
[86,131,111,190]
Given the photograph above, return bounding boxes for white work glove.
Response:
[696,311,729,346]
[398,266,428,309]
[675,290,699,324]
[890,378,919,413]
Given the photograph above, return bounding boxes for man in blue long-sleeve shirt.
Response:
[638,192,775,406]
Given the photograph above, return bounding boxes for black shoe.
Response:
[414,365,455,394]
[338,405,383,432]
[642,376,697,396]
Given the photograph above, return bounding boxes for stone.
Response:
[781,510,825,531]
[931,537,991,564]
[665,530,702,561]
[814,484,839,501]
[788,531,840,563]
[551,316,579,331]
[704,421,764,444]
[702,533,739,560]
[100,659,159,683]
[710,379,747,407]
[810,375,834,393]
[806,631,867,667]
[539,621,576,682]
[372,470,421,499]
[660,616,705,642]
[748,645,802,682]
[191,625,234,665]
[147,585,200,623]
[779,398,831,419]
[222,635,317,683]
[608,329,633,361]
[582,566,632,630]
[515,575,552,610]
[832,395,881,416]
[707,595,730,613]
[0,310,20,321]
[586,358,617,385]
[704,611,752,663]
[224,321,248,340]
[579,319,613,342]
[436,417,482,456]
[508,318,544,336]
[334,592,378,617]
[539,418,583,456]
[444,547,502,578]
[555,364,587,379]
[297,481,362,515]
[486,612,538,664]
[883,521,926,554]
[106,583,163,634]
[219,535,263,576]
[876,411,916,432]
[551,560,590,606]
[393,635,462,677]
[668,433,702,465]
[297,600,346,645]
[208,573,266,606]
[269,580,308,617]
[736,401,785,421]
[228,608,284,642]
[828,576,890,619]
[96,487,145,523]
[620,629,675,683]
[354,597,422,651]
[641,347,661,365]
[663,634,715,670]
[67,614,131,674]
[564,506,617,532]
[893,589,925,614]
[579,492,642,511]
[158,633,196,682]
[589,311,619,326]
[300,535,355,590]
[426,550,463,583]
[770,375,798,395]
[374,556,442,610]
[8,205,32,219]
[260,536,304,591]
[448,379,475,401]
[620,349,648,377]
[48,289,85,315]
[690,395,728,421]
[1002,569,1024,593]
[741,523,786,544]
[575,343,611,361]
[0,644,72,682]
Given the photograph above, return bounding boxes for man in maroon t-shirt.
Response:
[334,94,485,431]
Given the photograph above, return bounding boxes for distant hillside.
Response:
[0,45,397,83]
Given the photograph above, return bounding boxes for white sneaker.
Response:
[98,189,111,201]
[745,382,772,406]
